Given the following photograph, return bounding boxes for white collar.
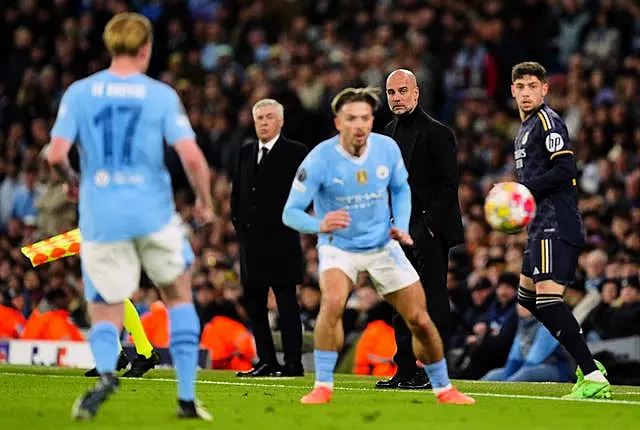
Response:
[259,134,280,151]
[335,137,370,165]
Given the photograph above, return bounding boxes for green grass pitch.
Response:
[1,365,638,430]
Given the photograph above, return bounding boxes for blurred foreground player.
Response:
[48,13,213,420]
[282,87,474,405]
[511,61,611,399]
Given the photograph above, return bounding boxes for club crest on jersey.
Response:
[545,132,564,152]
[521,131,529,145]
[356,169,368,185]
[376,165,389,180]
[94,170,110,187]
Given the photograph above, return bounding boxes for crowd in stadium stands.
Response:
[0,0,639,377]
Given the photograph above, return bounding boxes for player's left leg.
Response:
[385,283,474,405]
[370,242,474,405]
[121,298,160,377]
[72,240,140,420]
[138,215,211,420]
[532,239,611,399]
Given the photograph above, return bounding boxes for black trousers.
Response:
[243,282,302,367]
[392,226,452,373]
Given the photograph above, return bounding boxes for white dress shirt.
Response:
[257,134,279,164]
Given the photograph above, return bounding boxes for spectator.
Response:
[10,164,41,222]
[482,304,570,382]
[0,163,22,230]
[583,278,620,341]
[33,169,77,236]
[604,277,640,339]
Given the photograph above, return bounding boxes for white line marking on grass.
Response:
[462,391,640,405]
[2,372,639,406]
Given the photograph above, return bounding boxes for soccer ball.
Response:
[484,182,536,234]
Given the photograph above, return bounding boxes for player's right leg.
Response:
[72,240,140,420]
[516,245,540,318]
[300,245,356,405]
[138,215,211,420]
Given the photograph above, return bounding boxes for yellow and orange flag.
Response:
[21,229,82,267]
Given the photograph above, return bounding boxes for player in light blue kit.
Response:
[282,88,475,405]
[47,13,213,421]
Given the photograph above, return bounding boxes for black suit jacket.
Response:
[384,108,465,248]
[230,135,308,285]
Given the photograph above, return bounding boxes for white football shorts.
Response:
[318,240,419,295]
[81,214,194,303]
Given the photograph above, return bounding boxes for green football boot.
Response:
[570,359,607,392]
[563,360,612,399]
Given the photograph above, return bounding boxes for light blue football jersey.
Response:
[283,132,411,252]
[50,70,195,242]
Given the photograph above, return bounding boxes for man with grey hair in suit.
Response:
[231,98,308,377]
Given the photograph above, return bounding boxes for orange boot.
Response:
[300,386,333,405]
[437,387,476,405]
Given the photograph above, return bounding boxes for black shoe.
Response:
[397,371,431,390]
[84,352,129,377]
[177,399,212,421]
[72,373,119,420]
[281,362,304,377]
[236,362,282,377]
[122,348,161,378]
[375,370,416,389]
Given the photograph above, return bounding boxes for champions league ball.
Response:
[484,182,536,234]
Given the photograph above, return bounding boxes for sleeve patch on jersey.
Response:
[292,179,307,192]
[545,132,565,153]
[58,104,68,118]
[297,168,307,182]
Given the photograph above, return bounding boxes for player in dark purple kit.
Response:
[511,61,611,400]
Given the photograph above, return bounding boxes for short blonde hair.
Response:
[331,87,381,115]
[252,98,284,119]
[103,13,153,57]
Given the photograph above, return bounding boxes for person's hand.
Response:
[320,209,351,233]
[473,322,488,336]
[389,227,414,246]
[194,197,214,226]
[466,335,479,345]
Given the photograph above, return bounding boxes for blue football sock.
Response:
[89,321,120,374]
[168,303,201,402]
[424,359,451,390]
[314,350,338,385]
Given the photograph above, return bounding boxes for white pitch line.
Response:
[1,372,639,406]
